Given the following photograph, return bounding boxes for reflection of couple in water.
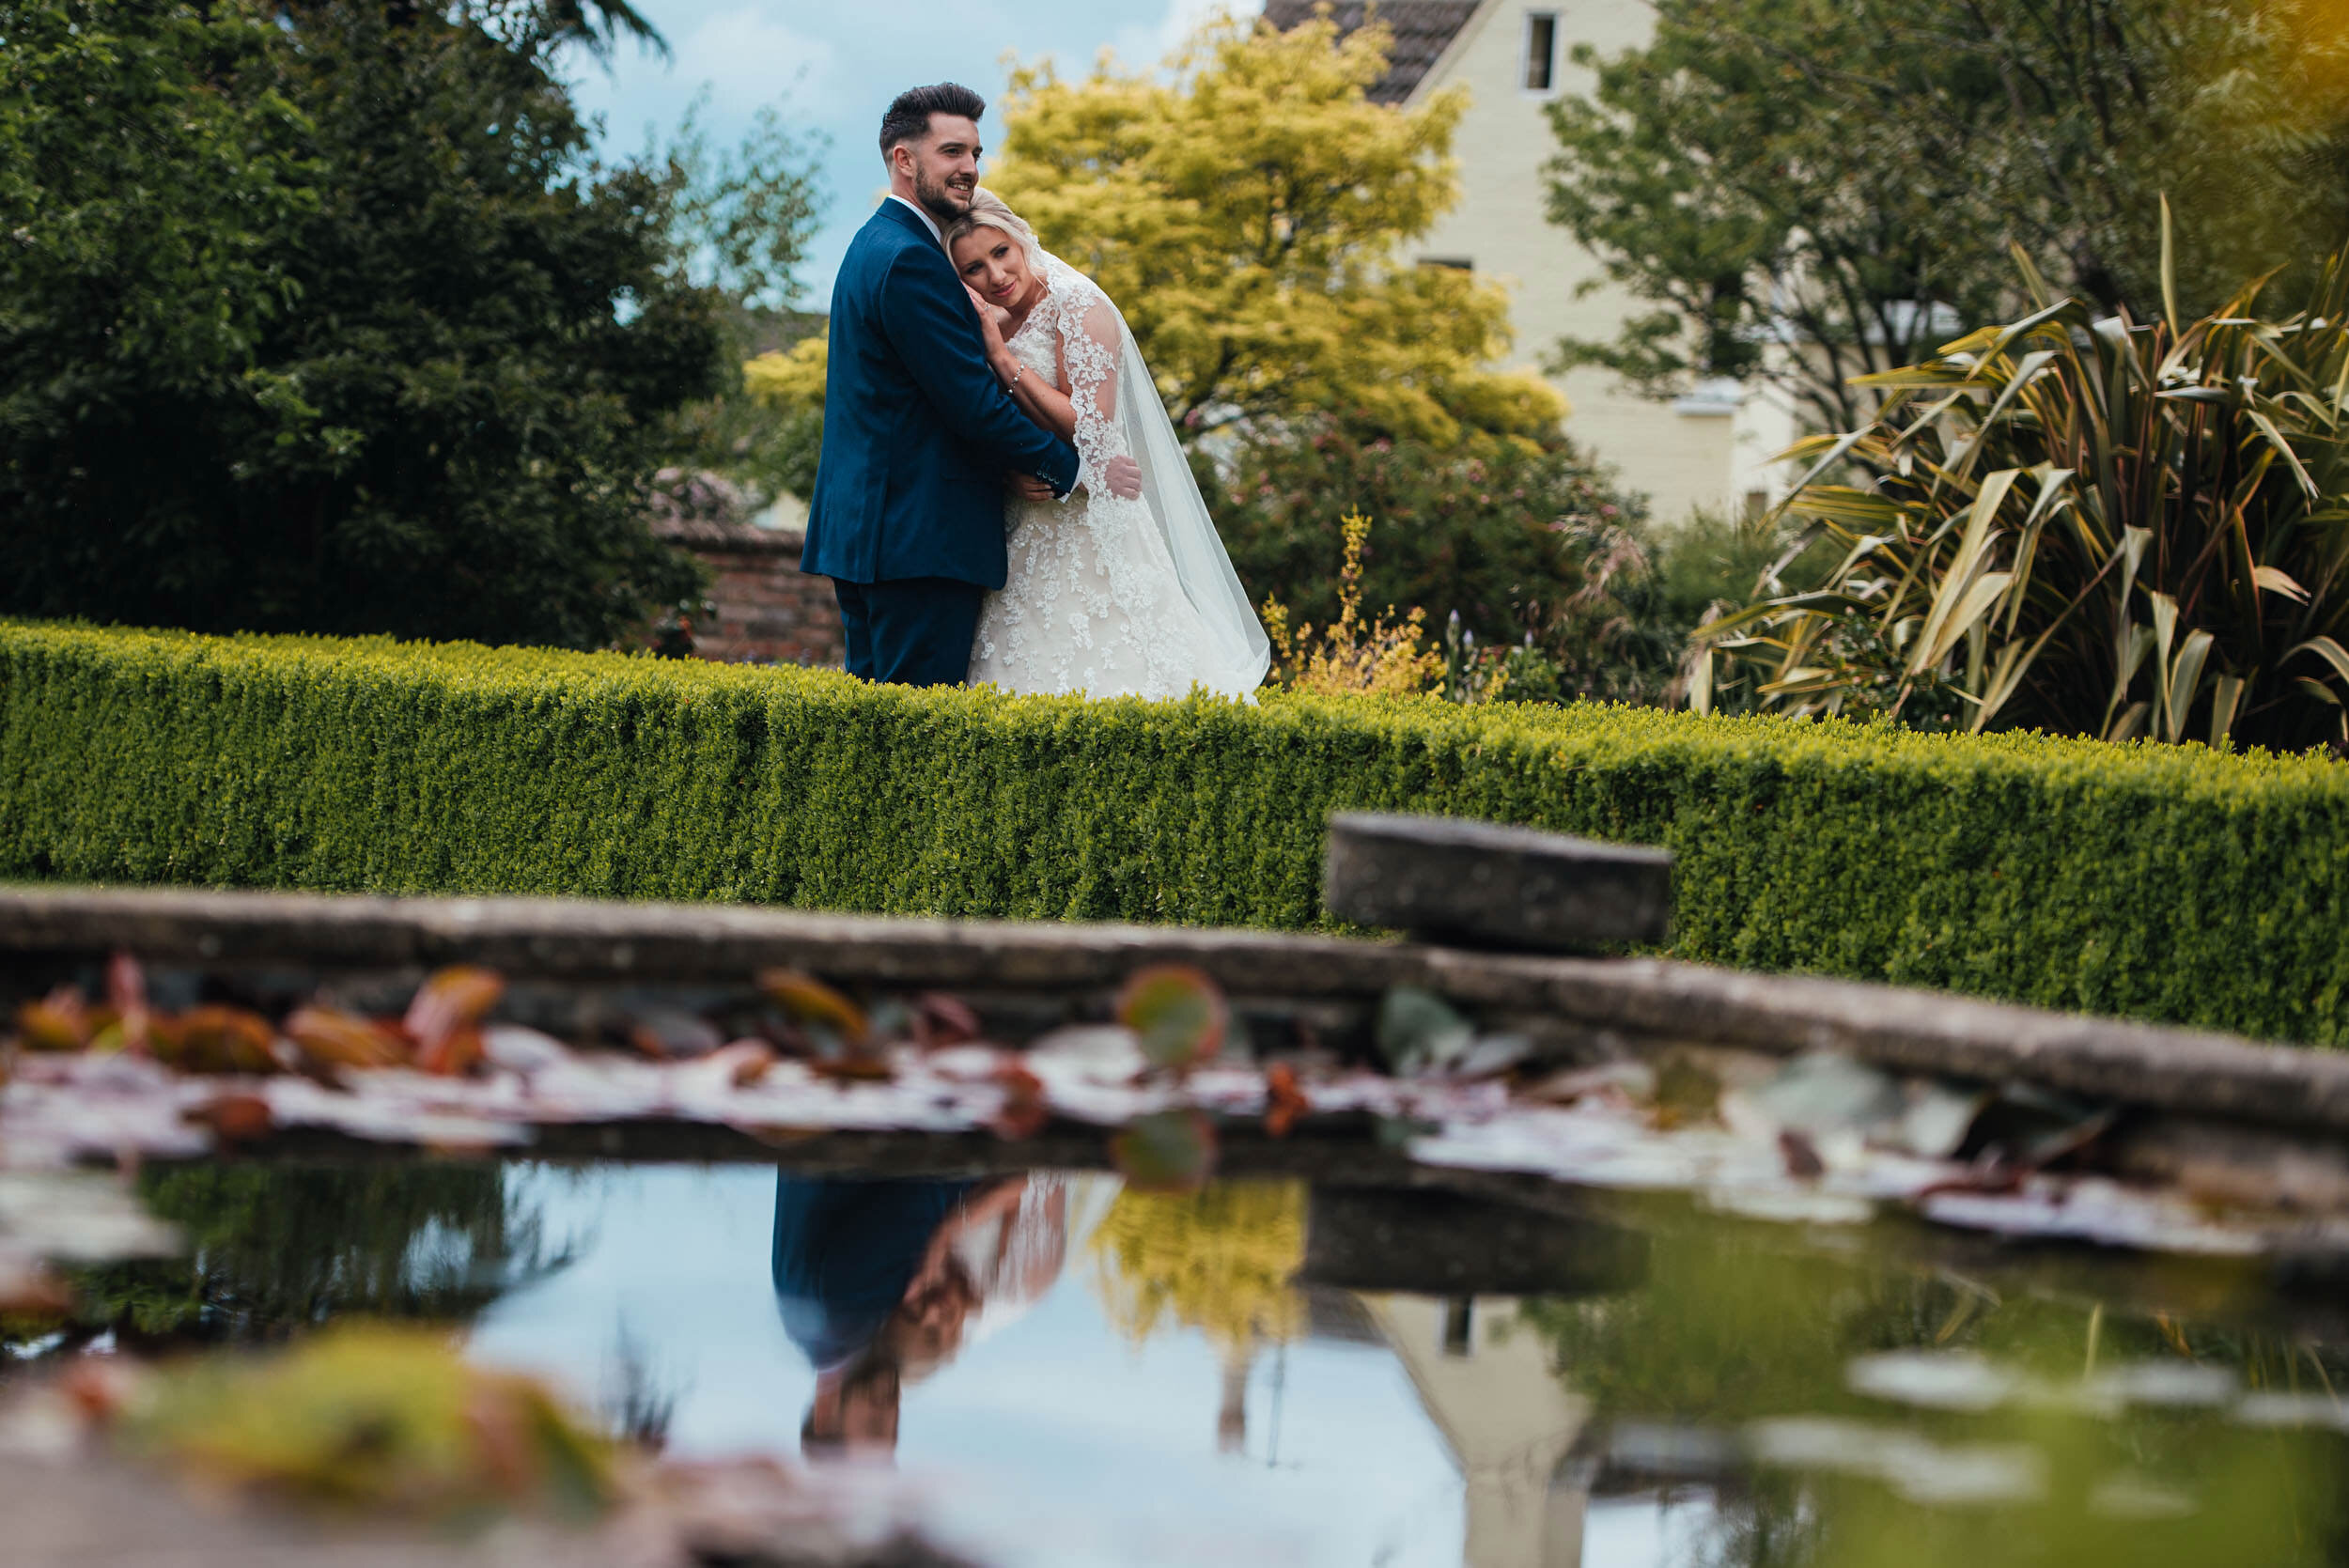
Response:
[771,1172,1114,1457]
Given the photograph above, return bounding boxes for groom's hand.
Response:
[1006,474,1056,503]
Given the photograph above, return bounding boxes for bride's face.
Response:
[952,228,1039,315]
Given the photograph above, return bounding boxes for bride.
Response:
[942,191,1269,700]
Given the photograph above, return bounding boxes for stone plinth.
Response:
[1324,812,1672,952]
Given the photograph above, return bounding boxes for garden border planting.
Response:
[5,620,2348,1043]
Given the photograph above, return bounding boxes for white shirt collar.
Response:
[885,193,945,249]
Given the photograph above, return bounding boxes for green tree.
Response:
[1207,418,1660,687]
[651,92,830,509]
[1546,0,2349,434]
[0,0,730,648]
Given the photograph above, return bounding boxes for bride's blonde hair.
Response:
[944,189,1044,265]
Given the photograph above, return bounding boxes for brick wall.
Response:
[654,516,845,668]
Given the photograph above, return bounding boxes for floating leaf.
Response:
[415,1026,484,1078]
[192,1092,274,1142]
[711,1039,777,1087]
[807,1048,894,1083]
[285,1006,409,1074]
[626,1007,723,1061]
[161,1005,280,1075]
[14,987,91,1052]
[913,992,985,1048]
[1375,986,1473,1076]
[480,1024,571,1076]
[755,969,869,1047]
[403,968,505,1059]
[1112,1110,1218,1193]
[1264,1063,1309,1138]
[990,1063,1050,1140]
[1114,966,1227,1072]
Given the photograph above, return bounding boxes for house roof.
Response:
[1260,1,1485,105]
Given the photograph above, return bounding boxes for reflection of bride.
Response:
[771,1172,1117,1458]
[944,189,1270,700]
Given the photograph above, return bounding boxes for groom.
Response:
[802,84,1082,688]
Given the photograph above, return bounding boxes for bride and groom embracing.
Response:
[801,83,1270,700]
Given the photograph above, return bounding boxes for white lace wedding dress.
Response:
[970,255,1269,700]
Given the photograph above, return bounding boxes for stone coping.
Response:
[2,886,2345,1135]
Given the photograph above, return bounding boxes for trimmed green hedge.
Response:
[4,619,2348,1043]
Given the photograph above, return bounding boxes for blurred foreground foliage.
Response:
[132,1323,614,1517]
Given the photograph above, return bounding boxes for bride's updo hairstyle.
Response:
[944,189,1045,270]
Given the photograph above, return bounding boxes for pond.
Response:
[18,1157,2349,1568]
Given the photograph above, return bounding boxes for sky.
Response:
[560,0,1266,303]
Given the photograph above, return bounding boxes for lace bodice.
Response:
[972,256,1260,700]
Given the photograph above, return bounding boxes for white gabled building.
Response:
[1264,0,1794,526]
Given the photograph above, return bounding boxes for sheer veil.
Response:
[1028,243,1271,695]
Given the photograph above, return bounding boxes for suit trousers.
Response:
[832,576,986,688]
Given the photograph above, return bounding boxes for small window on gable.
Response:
[1419,256,1474,272]
[1524,11,1559,93]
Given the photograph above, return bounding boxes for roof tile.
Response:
[1261,1,1484,105]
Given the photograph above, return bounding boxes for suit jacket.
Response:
[801,200,1081,588]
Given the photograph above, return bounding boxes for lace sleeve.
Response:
[1055,288,1134,496]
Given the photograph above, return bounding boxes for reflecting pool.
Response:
[24,1159,2349,1568]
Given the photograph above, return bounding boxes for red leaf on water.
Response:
[807,1049,894,1084]
[1114,966,1227,1073]
[756,970,869,1048]
[1112,1110,1218,1193]
[193,1092,275,1142]
[990,1063,1050,1140]
[416,1025,485,1078]
[913,992,985,1048]
[285,1005,410,1074]
[1265,1063,1309,1139]
[403,967,506,1061]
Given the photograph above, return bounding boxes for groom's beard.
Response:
[912,166,974,225]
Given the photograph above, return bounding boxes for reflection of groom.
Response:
[801,84,1083,688]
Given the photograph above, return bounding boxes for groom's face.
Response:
[895,114,981,224]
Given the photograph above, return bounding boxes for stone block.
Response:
[1324,811,1672,952]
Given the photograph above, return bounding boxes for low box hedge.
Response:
[3,619,2346,1044]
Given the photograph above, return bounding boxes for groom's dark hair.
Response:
[879,84,987,157]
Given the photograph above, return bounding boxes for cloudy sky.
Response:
[562,0,1265,302]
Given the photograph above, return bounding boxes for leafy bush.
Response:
[1703,230,2349,749]
[0,0,727,649]
[1206,418,1661,678]
[8,620,2349,1044]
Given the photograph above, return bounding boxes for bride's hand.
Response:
[964,283,1012,348]
[1104,455,1143,501]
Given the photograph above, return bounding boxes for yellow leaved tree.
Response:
[990,13,1562,447]
[744,13,1563,455]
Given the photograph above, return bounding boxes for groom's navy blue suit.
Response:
[801,198,1081,687]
